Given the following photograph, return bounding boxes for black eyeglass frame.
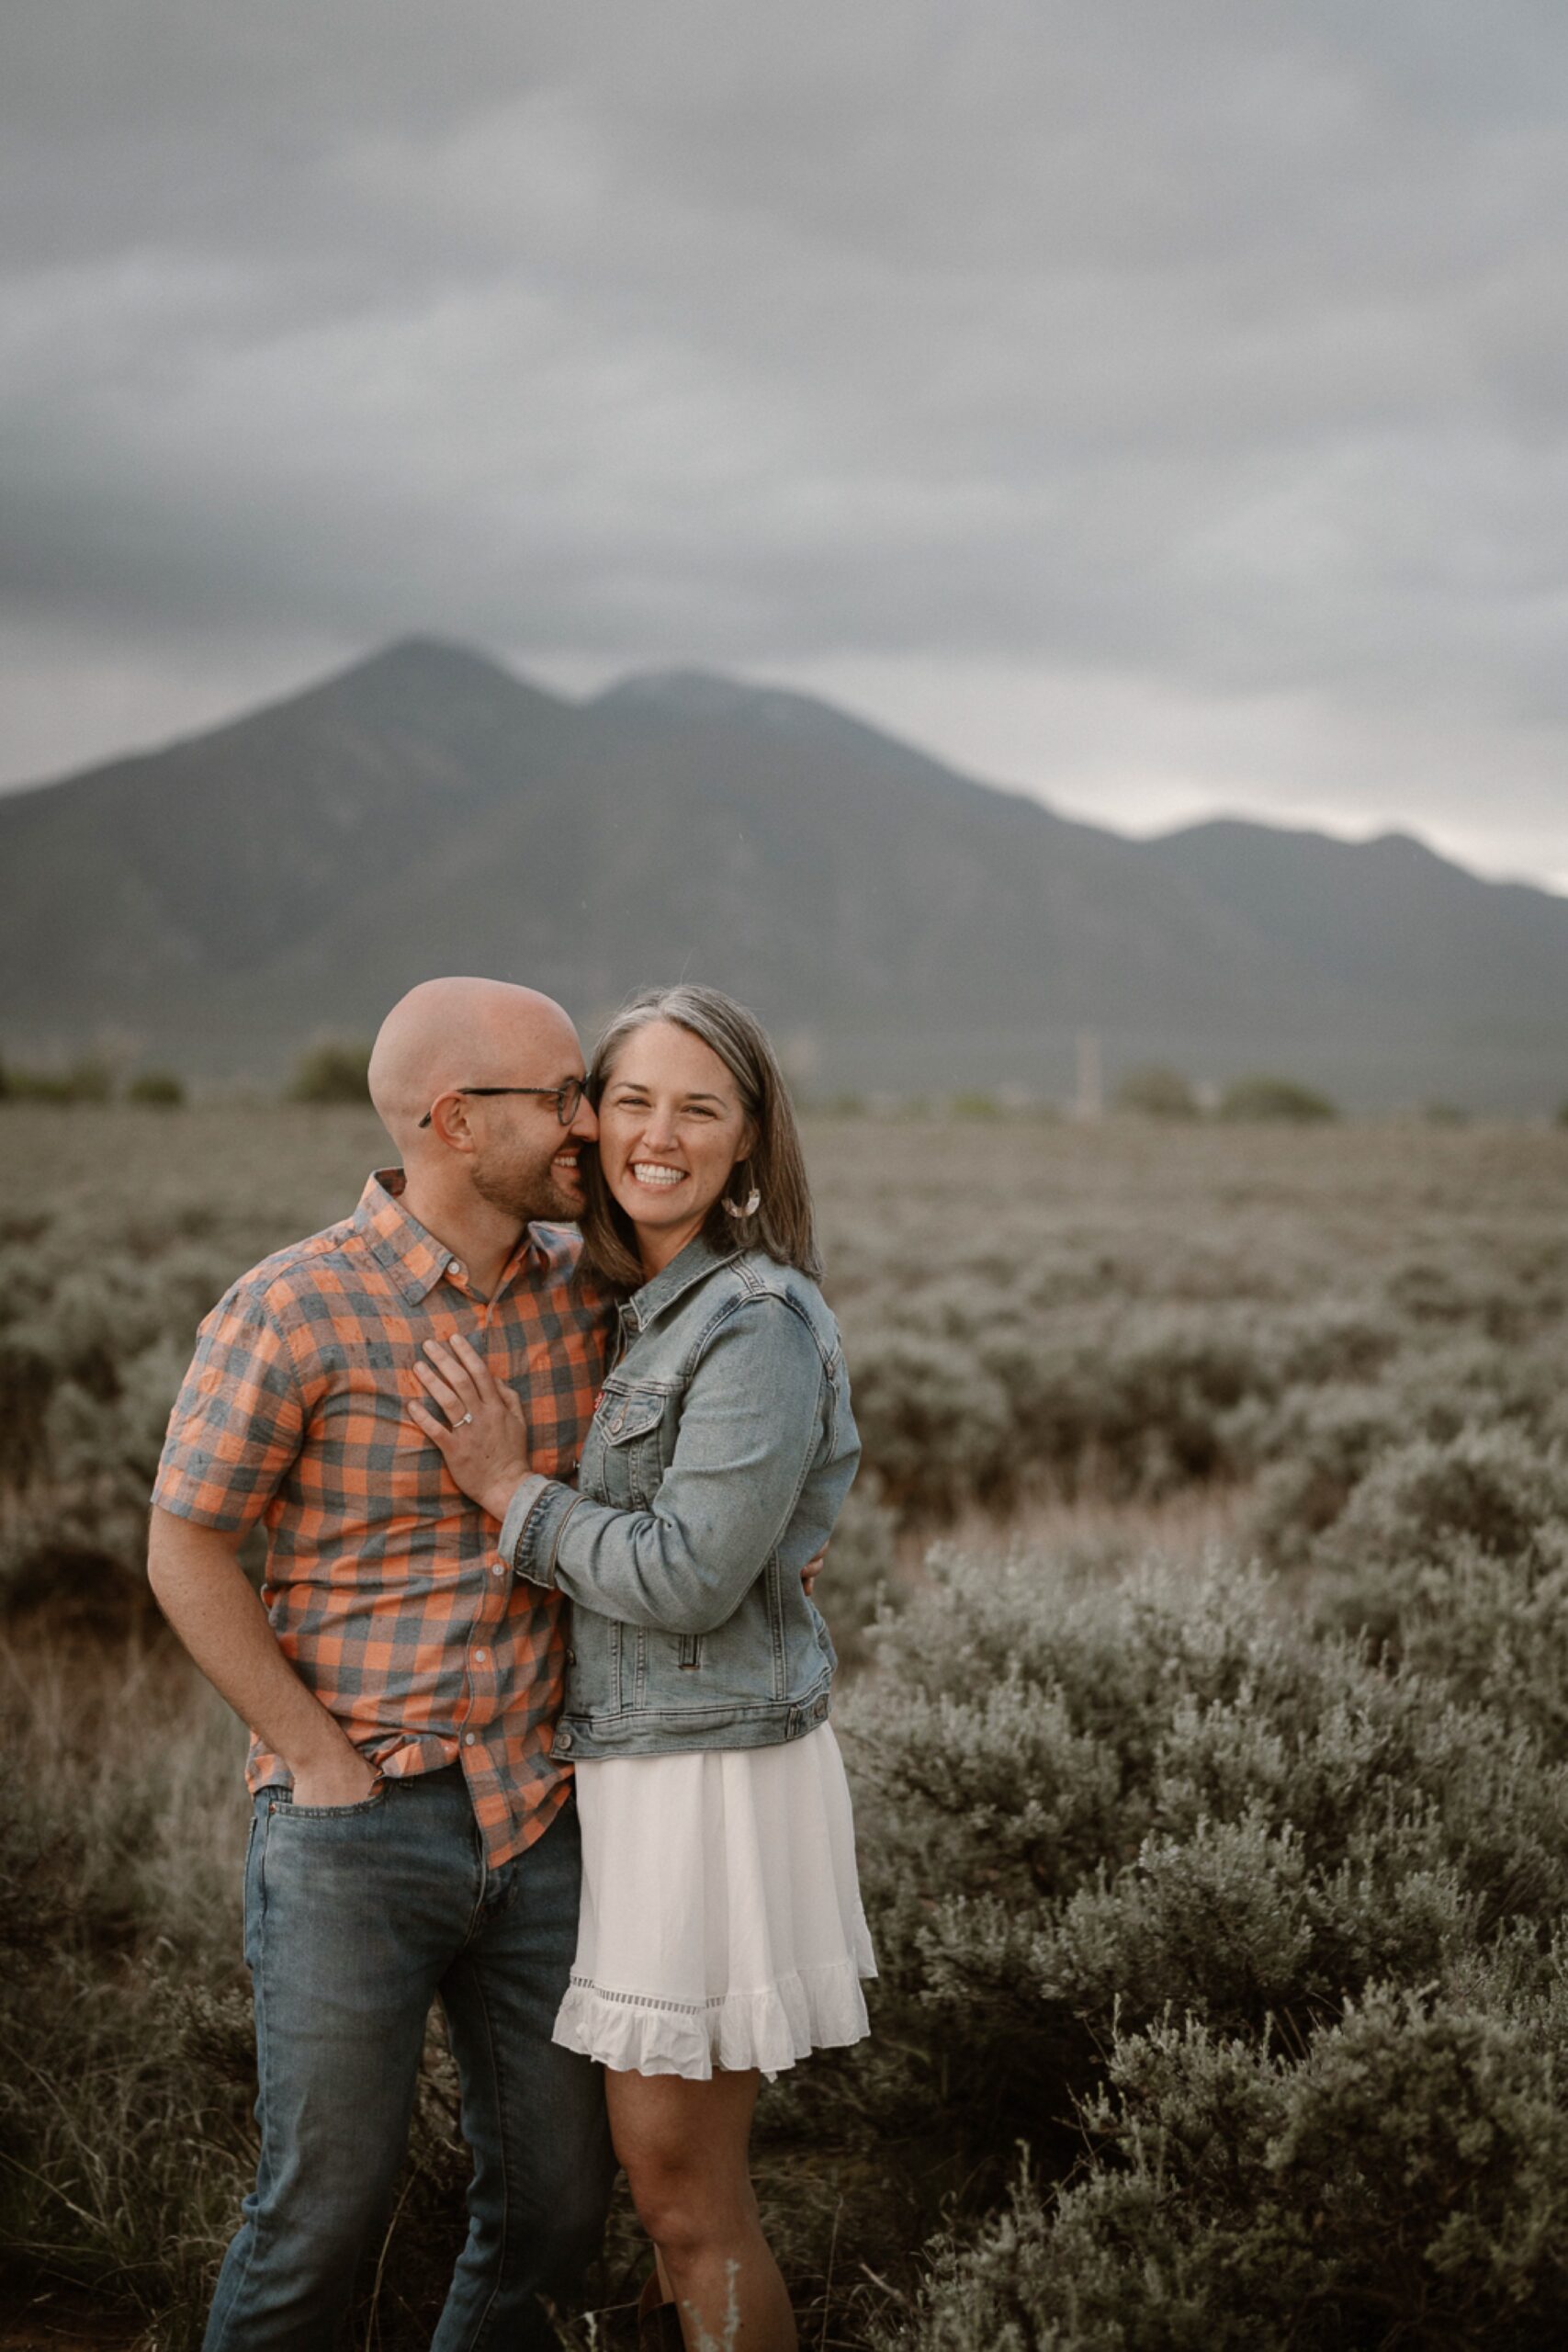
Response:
[418,1079,587,1130]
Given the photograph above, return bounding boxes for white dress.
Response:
[552,1724,877,2080]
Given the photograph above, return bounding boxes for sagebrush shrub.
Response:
[1316,1422,1568,1578]
[876,1981,1568,2351]
[1305,1423,1568,1691]
[845,1550,1568,2152]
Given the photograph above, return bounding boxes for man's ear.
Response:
[427,1094,479,1154]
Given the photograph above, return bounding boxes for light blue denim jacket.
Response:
[498,1235,859,1760]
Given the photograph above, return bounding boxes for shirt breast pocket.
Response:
[592,1384,672,1510]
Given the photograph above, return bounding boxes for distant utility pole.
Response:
[1074,1029,1103,1123]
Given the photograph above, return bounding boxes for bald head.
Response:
[368,978,581,1153]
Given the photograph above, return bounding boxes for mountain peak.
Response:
[590,668,1000,791]
[251,635,572,744]
[308,634,552,707]
[594,668,828,729]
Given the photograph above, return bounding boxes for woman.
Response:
[410,984,874,2352]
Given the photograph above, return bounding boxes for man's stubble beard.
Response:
[471,1140,583,1228]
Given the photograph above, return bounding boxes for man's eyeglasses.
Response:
[419,1078,587,1130]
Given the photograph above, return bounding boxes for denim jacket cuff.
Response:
[499,1473,581,1589]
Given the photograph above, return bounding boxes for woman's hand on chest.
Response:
[409,1332,534,1521]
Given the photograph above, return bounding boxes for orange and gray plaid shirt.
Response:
[153,1169,612,1867]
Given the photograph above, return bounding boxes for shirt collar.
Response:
[354,1168,541,1305]
[621,1230,744,1335]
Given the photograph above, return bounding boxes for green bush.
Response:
[845,1546,1568,2346]
[1315,1422,1568,1585]
[126,1069,186,1107]
[286,1038,372,1104]
[0,1206,246,1612]
[1229,1327,1564,1566]
[847,1329,1016,1514]
[1300,1425,1568,1752]
[879,1984,1568,2350]
[844,1550,1568,2154]
[817,1472,899,1669]
[1218,1074,1337,1122]
[1113,1063,1198,1118]
[0,1056,114,1104]
[1236,1382,1409,1561]
[841,1289,1404,1522]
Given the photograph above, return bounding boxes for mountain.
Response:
[2,636,1565,1109]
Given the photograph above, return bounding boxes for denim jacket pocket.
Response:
[600,1385,667,1443]
[595,1382,672,1509]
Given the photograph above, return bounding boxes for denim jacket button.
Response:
[556,1728,573,1754]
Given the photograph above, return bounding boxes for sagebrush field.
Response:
[5,1105,1568,2348]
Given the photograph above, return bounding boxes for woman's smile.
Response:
[629,1161,687,1190]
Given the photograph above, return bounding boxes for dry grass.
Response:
[1,1627,250,1943]
[0,1628,898,2348]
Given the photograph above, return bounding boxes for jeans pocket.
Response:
[271,1781,388,1821]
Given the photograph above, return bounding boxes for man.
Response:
[149,977,615,2349]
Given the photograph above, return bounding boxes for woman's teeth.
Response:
[632,1163,685,1188]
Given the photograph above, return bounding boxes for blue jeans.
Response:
[203,1769,613,2351]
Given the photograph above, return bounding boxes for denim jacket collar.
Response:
[619,1231,744,1337]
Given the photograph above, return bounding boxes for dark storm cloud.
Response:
[4,0,1567,881]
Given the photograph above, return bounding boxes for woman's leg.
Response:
[607,2066,795,2352]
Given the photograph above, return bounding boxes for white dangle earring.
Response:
[722,1168,761,1219]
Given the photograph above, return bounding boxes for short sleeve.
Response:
[152,1286,307,1532]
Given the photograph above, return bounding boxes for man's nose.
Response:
[570,1093,599,1141]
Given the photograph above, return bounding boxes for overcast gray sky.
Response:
[6,0,1567,887]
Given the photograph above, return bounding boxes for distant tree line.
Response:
[0,1039,377,1109]
[284,1039,373,1104]
[0,1053,186,1107]
[1114,1065,1339,1121]
[814,1071,1348,1122]
[6,1041,1568,1124]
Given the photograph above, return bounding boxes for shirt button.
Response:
[449,1261,466,1283]
[464,1733,476,1747]
[473,1648,487,1664]
[491,1560,506,1577]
